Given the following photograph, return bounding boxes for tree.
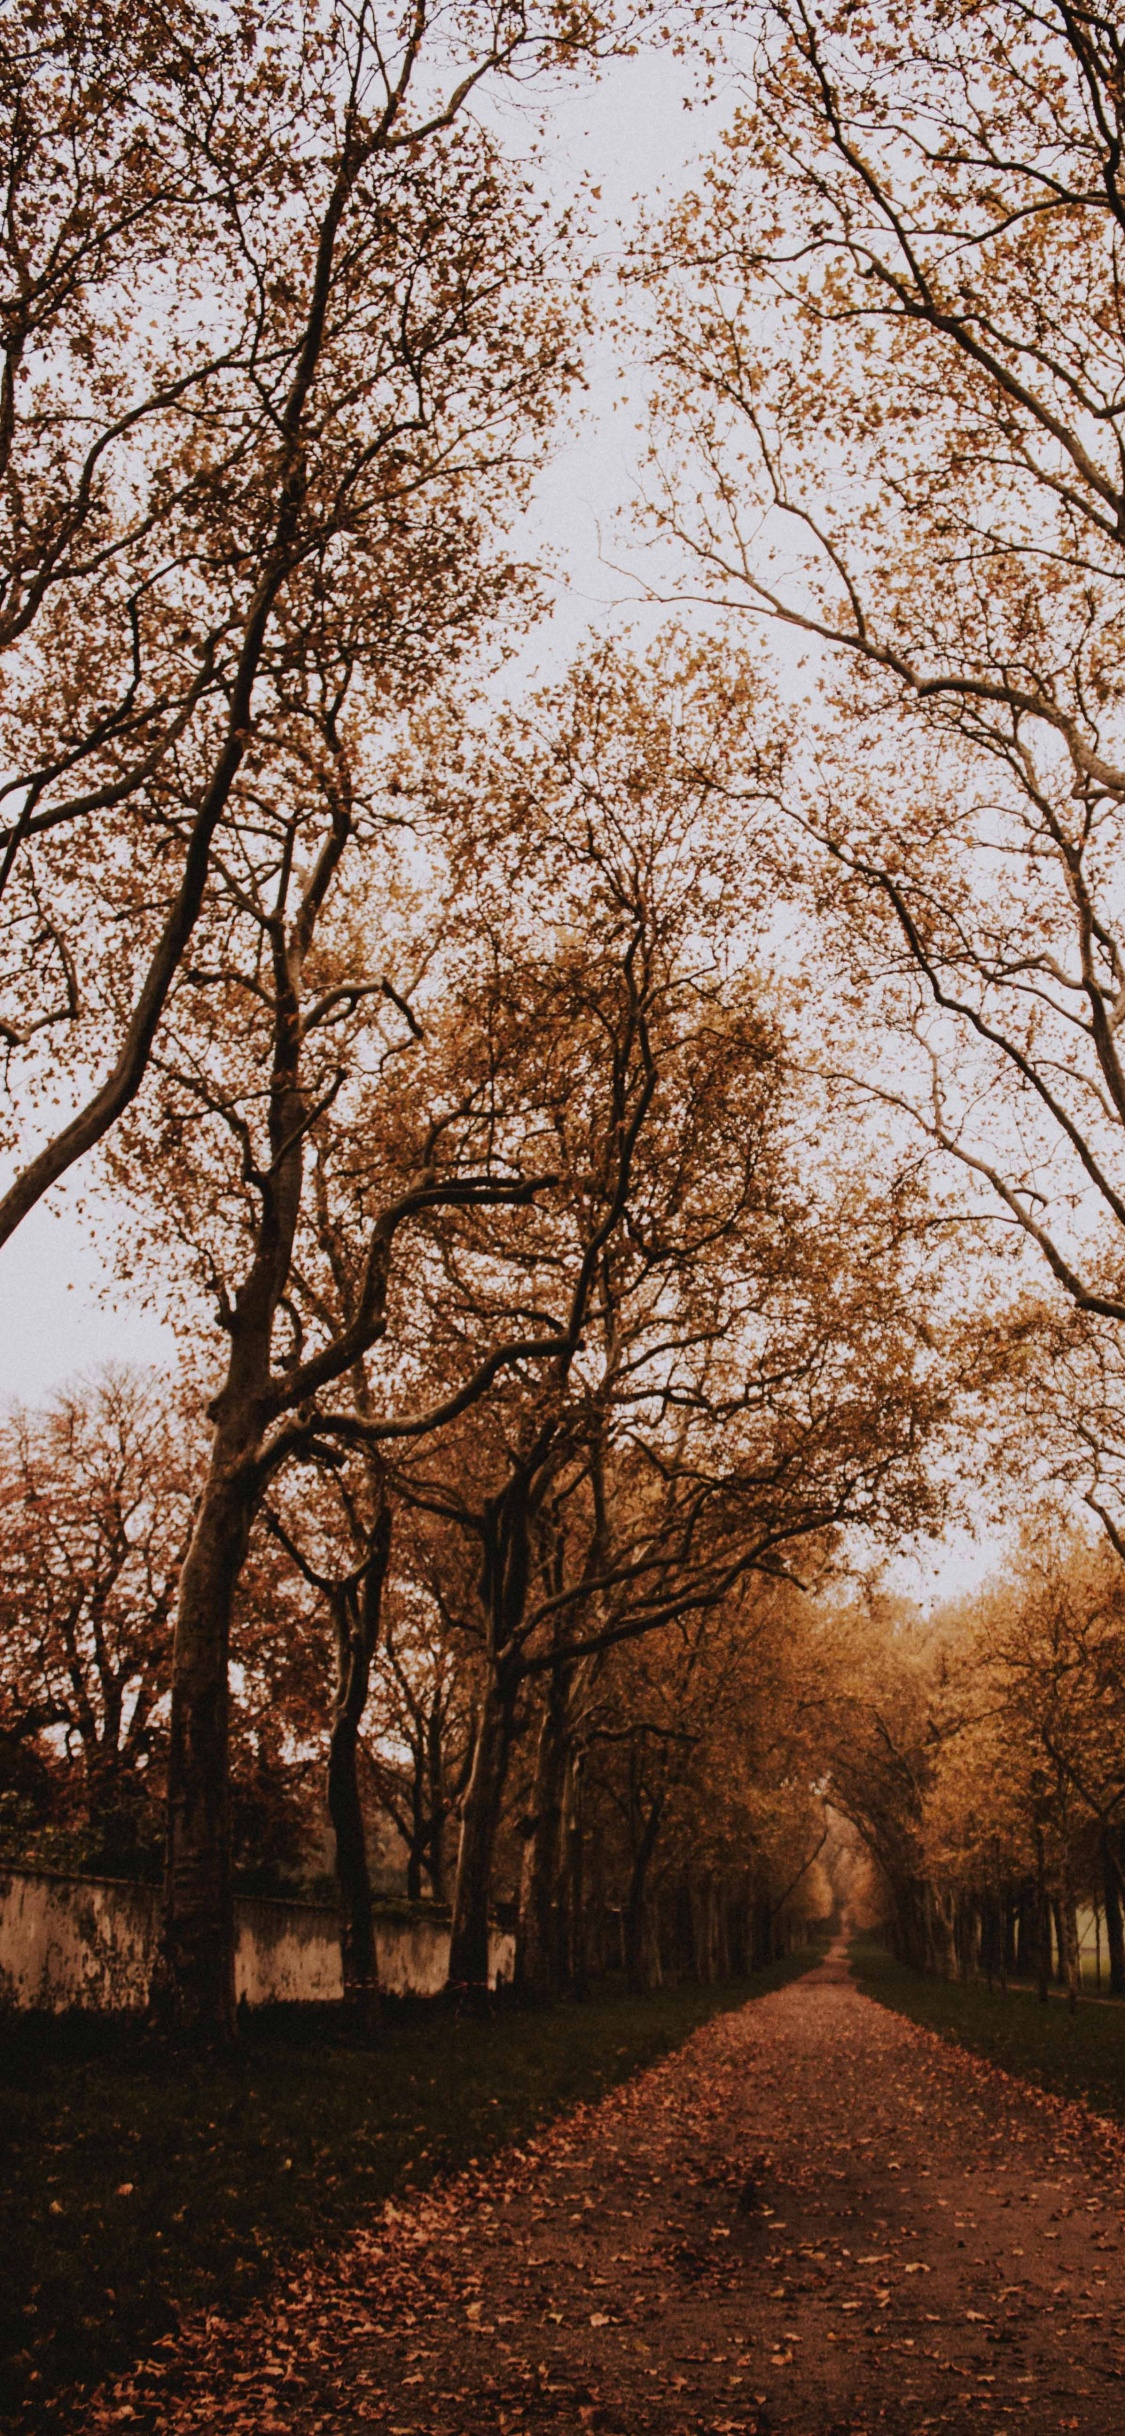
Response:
[261,1439,395,2015]
[376,636,950,1998]
[926,1529,1125,2005]
[803,1596,933,1970]
[809,1527,1125,2003]
[561,1581,831,1992]
[0,0,596,1264]
[0,0,221,1127]
[0,1367,193,1869]
[226,1509,341,1895]
[0,1366,335,1886]
[640,0,1125,1384]
[369,1509,478,1905]
[129,869,567,2035]
[55,15,612,2035]
[996,1296,1125,1573]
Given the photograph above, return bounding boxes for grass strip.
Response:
[850,1933,1125,2125]
[1,1950,815,2428]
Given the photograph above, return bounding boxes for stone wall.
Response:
[0,1868,159,2014]
[0,1868,514,2013]
[234,1894,348,2008]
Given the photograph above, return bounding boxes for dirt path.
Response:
[97,1943,1125,2435]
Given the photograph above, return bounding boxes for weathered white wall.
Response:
[234,1896,346,2007]
[0,1869,515,2012]
[0,1868,159,2013]
[376,1910,451,1998]
[368,1916,514,1997]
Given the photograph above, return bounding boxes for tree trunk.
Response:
[1051,1897,1066,1986]
[161,1444,256,2041]
[327,1498,391,2029]
[1102,1830,1125,1997]
[516,1673,570,1999]
[448,1673,515,1999]
[1035,1831,1051,2004]
[1060,1872,1080,2012]
[563,1753,587,1999]
[1014,1884,1031,1979]
[716,1882,731,1980]
[934,1886,955,1979]
[327,1701,377,2020]
[634,1894,664,1987]
[673,1877,694,1982]
[698,1877,720,1983]
[623,1799,665,1992]
[1002,1894,1015,1989]
[426,1708,446,1903]
[583,1801,608,1983]
[405,1745,425,1904]
[752,1893,772,1971]
[622,1881,650,1991]
[159,955,309,2035]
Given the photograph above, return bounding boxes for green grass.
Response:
[851,1933,1125,2125]
[1,1951,815,2430]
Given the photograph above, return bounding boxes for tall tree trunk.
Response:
[673,1877,694,1982]
[622,1886,648,1990]
[1102,1830,1125,1996]
[618,1890,662,1987]
[448,1673,516,1999]
[447,1467,532,2000]
[327,1497,391,2029]
[516,1671,570,1999]
[426,1708,446,1902]
[699,1878,720,1983]
[1014,1884,1030,1979]
[623,1798,665,1993]
[1051,1897,1066,1986]
[920,1879,940,1975]
[563,1752,587,1999]
[583,1800,608,1983]
[161,1440,256,2040]
[405,1748,426,1904]
[159,918,309,2035]
[752,1892,772,1971]
[1035,1831,1051,2004]
[1002,1894,1016,1989]
[716,1880,731,1979]
[936,1887,955,1979]
[1060,1883,1080,2012]
[729,1878,749,1976]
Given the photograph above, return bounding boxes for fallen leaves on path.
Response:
[74,1946,1125,2436]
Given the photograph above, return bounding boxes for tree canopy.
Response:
[7,0,1125,2039]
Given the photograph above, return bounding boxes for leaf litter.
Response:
[76,1942,1125,2435]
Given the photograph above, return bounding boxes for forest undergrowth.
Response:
[0,1955,816,2431]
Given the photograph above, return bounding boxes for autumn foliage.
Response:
[8,0,1125,2057]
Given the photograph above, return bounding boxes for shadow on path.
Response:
[92,1943,1125,2435]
